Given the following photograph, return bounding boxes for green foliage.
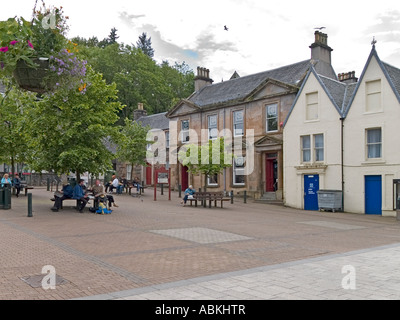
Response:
[117,118,152,168]
[75,41,194,121]
[0,81,36,166]
[178,138,233,177]
[136,32,154,58]
[25,66,124,176]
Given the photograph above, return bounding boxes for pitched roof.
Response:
[343,46,400,117]
[135,112,169,130]
[188,59,336,108]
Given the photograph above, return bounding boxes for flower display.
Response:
[0,2,88,94]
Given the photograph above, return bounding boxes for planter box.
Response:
[13,58,51,94]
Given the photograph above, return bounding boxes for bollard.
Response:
[244,190,247,203]
[3,184,11,210]
[161,183,164,195]
[47,178,50,191]
[178,185,182,198]
[230,190,234,204]
[27,193,33,217]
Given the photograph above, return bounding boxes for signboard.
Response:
[157,172,168,184]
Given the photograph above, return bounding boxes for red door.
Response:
[146,164,152,185]
[266,156,277,191]
[181,166,189,191]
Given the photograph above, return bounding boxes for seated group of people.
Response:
[51,178,119,213]
[1,173,23,197]
[105,175,142,194]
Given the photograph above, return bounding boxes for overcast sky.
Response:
[3,0,400,82]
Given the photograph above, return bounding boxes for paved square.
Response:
[298,221,366,230]
[150,227,253,244]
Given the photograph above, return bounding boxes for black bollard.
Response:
[230,190,234,204]
[47,178,50,191]
[161,183,164,195]
[27,193,33,217]
[178,185,181,198]
[244,190,247,203]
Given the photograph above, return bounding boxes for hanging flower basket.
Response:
[13,58,51,93]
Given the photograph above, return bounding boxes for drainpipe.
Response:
[340,117,345,211]
[223,108,227,195]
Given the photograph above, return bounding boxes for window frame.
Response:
[208,114,218,140]
[314,134,324,162]
[365,79,382,113]
[305,92,319,121]
[301,135,311,163]
[366,127,382,159]
[181,119,190,143]
[266,103,278,132]
[233,156,246,186]
[233,110,244,137]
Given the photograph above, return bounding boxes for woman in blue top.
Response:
[181,185,196,206]
[1,173,12,187]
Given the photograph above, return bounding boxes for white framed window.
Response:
[208,115,218,140]
[366,128,382,159]
[233,156,245,185]
[207,173,218,186]
[301,135,311,162]
[181,120,190,143]
[266,103,278,132]
[306,92,318,121]
[366,80,381,112]
[233,110,244,137]
[314,134,324,162]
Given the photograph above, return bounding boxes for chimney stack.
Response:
[194,67,214,92]
[133,102,147,121]
[338,71,358,84]
[310,31,333,65]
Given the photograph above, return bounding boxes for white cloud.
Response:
[2,0,400,82]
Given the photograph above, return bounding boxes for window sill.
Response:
[361,159,386,165]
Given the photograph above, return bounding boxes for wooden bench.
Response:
[126,184,147,195]
[187,192,231,208]
[24,186,34,196]
[51,197,80,209]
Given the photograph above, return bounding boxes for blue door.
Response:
[365,175,382,215]
[304,175,319,210]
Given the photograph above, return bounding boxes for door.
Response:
[266,156,278,191]
[181,165,189,191]
[304,174,319,211]
[365,175,382,215]
[146,163,152,185]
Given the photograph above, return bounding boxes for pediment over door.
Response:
[254,134,283,152]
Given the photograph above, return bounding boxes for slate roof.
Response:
[188,59,337,108]
[135,112,169,130]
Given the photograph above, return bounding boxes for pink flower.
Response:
[27,40,34,49]
[0,47,9,52]
[10,40,19,45]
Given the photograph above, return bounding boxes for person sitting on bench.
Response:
[181,185,196,206]
[51,179,73,212]
[73,179,90,213]
[92,179,118,208]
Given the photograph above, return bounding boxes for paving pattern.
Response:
[1,187,400,300]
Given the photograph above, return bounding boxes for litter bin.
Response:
[317,189,342,212]
[0,184,12,210]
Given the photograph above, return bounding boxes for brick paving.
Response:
[1,187,400,300]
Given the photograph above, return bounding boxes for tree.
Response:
[136,32,154,58]
[108,27,119,44]
[25,66,124,179]
[116,118,152,171]
[0,81,36,178]
[178,138,233,191]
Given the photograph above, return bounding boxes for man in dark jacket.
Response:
[51,180,74,212]
[73,179,89,213]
